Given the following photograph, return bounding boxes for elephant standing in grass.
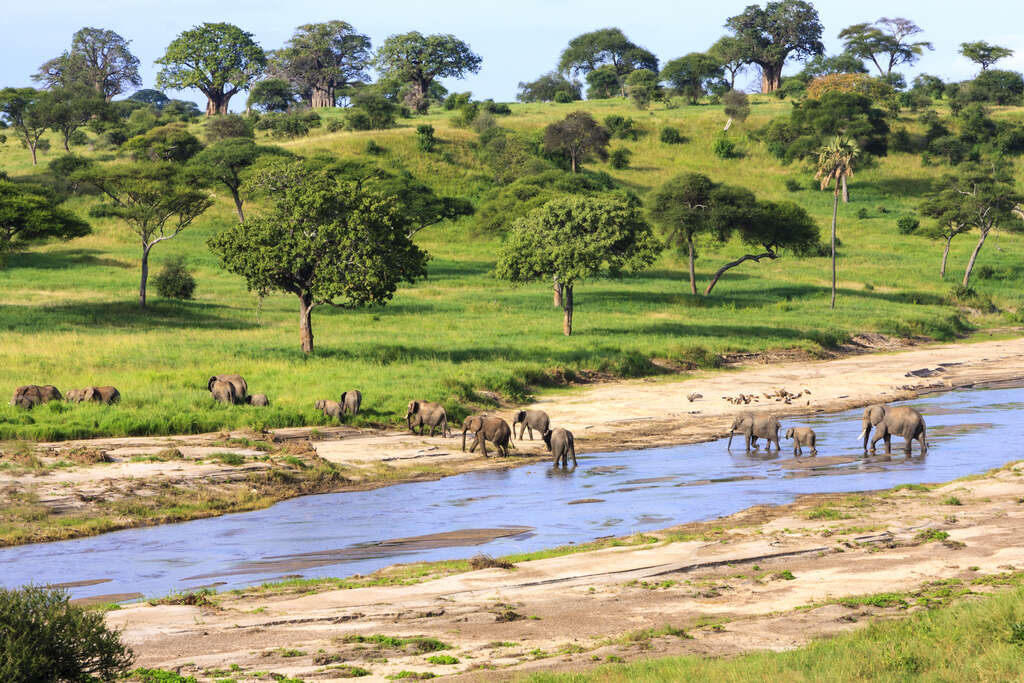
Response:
[461,415,513,457]
[785,427,817,456]
[315,399,343,420]
[512,409,550,440]
[860,404,927,456]
[11,385,62,409]
[247,393,269,407]
[207,374,247,403]
[406,400,450,437]
[728,413,781,451]
[340,390,362,416]
[82,386,120,404]
[544,428,576,468]
[211,380,239,405]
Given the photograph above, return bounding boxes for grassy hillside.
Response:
[1,97,1022,440]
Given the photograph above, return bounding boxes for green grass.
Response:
[2,98,1023,440]
[525,586,1024,682]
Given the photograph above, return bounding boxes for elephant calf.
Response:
[785,427,817,456]
[10,385,62,410]
[315,399,343,420]
[340,390,362,416]
[247,393,269,407]
[406,400,450,437]
[512,409,550,440]
[543,428,576,468]
[461,415,513,457]
[207,374,247,404]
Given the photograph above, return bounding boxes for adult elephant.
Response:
[210,380,238,405]
[860,404,927,456]
[83,386,120,404]
[461,415,513,457]
[11,385,62,409]
[512,409,550,440]
[544,428,576,468]
[340,390,362,416]
[406,400,450,437]
[207,374,247,403]
[727,412,781,452]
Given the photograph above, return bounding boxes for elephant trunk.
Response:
[727,430,734,448]
[859,421,870,451]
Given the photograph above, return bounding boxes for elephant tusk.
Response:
[857,428,866,442]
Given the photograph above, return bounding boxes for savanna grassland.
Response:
[2,97,1023,441]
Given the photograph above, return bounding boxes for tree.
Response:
[186,139,288,222]
[709,36,748,89]
[661,53,725,104]
[247,78,298,112]
[722,89,750,123]
[495,196,661,335]
[0,586,133,682]
[625,69,659,108]
[128,89,170,109]
[971,70,1024,106]
[269,21,372,108]
[647,172,714,295]
[960,41,1014,72]
[375,32,482,113]
[122,123,203,163]
[558,28,659,97]
[208,161,429,353]
[839,18,932,77]
[204,113,253,143]
[46,86,106,151]
[585,65,622,99]
[919,190,973,278]
[0,88,51,165]
[76,162,212,307]
[815,135,860,308]
[33,27,141,100]
[517,72,581,102]
[543,111,610,173]
[724,0,824,93]
[156,23,266,115]
[0,181,90,255]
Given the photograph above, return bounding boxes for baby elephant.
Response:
[315,399,343,420]
[785,427,818,457]
[247,393,269,407]
[340,390,362,416]
[543,428,576,468]
[10,385,62,409]
[512,409,550,440]
[461,415,513,457]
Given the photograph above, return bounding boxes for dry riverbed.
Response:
[3,334,1024,547]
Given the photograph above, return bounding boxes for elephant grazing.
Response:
[512,409,550,440]
[860,404,927,456]
[727,412,781,451]
[543,428,576,468]
[82,386,120,404]
[461,415,513,457]
[11,385,62,409]
[340,390,362,416]
[207,374,247,403]
[315,399,343,420]
[210,380,239,405]
[247,393,269,407]
[785,427,817,456]
[406,400,450,437]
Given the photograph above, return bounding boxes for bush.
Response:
[0,586,134,682]
[48,154,92,182]
[416,124,436,152]
[154,257,196,300]
[482,99,512,115]
[609,148,632,169]
[443,92,471,110]
[784,178,803,192]
[364,139,385,155]
[553,91,572,103]
[857,207,870,219]
[660,126,686,144]
[604,115,639,140]
[325,118,345,132]
[204,114,253,142]
[896,215,919,234]
[712,134,736,159]
[975,265,996,280]
[346,90,398,130]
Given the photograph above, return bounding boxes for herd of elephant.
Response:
[728,404,929,457]
[11,377,926,461]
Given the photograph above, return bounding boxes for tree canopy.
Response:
[959,41,1015,72]
[558,28,658,98]
[374,32,482,113]
[839,17,932,77]
[724,0,824,92]
[156,23,266,115]
[517,72,582,103]
[543,111,610,173]
[0,181,91,256]
[661,53,725,104]
[0,87,52,165]
[269,21,373,108]
[186,139,291,222]
[33,27,141,101]
[247,78,298,112]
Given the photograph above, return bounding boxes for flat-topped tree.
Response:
[725,0,824,93]
[156,23,266,115]
[558,28,658,98]
[33,27,141,101]
[647,172,715,295]
[661,53,725,104]
[75,162,212,308]
[0,88,51,165]
[186,139,291,222]
[959,41,1015,72]
[0,181,90,256]
[839,18,932,77]
[375,32,481,113]
[495,196,661,336]
[208,161,429,353]
[269,21,372,108]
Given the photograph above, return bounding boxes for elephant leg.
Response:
[794,444,800,456]
[884,433,892,455]
[745,433,752,451]
[478,433,488,457]
[527,426,534,440]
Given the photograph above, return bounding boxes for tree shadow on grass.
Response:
[3,249,134,271]
[866,176,939,198]
[0,300,258,332]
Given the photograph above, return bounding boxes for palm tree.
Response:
[815,136,860,309]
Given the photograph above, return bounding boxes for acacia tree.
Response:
[75,162,212,307]
[919,192,972,278]
[0,181,91,255]
[208,162,429,353]
[517,72,581,102]
[815,135,860,309]
[558,28,658,98]
[839,18,932,77]
[725,0,824,93]
[0,88,51,165]
[375,32,481,113]
[33,27,141,101]
[959,41,1015,72]
[495,196,661,336]
[543,111,610,173]
[269,21,372,108]
[647,172,715,295]
[186,139,290,222]
[47,86,106,151]
[709,36,747,89]
[661,53,725,104]
[156,23,266,115]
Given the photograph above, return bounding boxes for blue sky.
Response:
[4,0,1023,107]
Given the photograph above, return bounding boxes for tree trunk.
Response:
[29,141,37,166]
[139,244,150,309]
[705,251,777,295]
[841,175,849,203]
[940,235,952,278]
[962,227,990,288]
[686,234,697,295]
[205,91,232,116]
[760,63,782,93]
[63,134,71,152]
[569,153,577,174]
[830,189,839,309]
[311,84,335,108]
[553,274,562,307]
[299,294,315,354]
[230,187,245,223]
[562,285,573,336]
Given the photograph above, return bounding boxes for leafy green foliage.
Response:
[186,138,290,220]
[204,114,253,143]
[959,41,1015,71]
[33,27,141,99]
[0,87,52,164]
[374,32,481,112]
[897,215,919,234]
[558,28,658,98]
[345,89,399,130]
[724,0,824,92]
[0,180,90,254]
[712,134,737,159]
[517,72,581,103]
[838,18,932,77]
[609,148,631,169]
[761,92,889,162]
[722,90,750,122]
[544,111,610,173]
[269,21,372,108]
[661,53,724,104]
[624,68,659,108]
[123,122,203,163]
[154,257,196,300]
[660,126,686,144]
[416,124,436,152]
[246,78,297,113]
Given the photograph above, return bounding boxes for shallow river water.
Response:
[2,383,1023,601]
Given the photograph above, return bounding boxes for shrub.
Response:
[553,91,572,103]
[346,90,398,130]
[154,257,196,300]
[896,215,919,234]
[204,114,253,142]
[0,586,134,682]
[975,265,996,280]
[857,207,870,219]
[784,177,803,192]
[325,119,345,132]
[660,126,686,144]
[416,124,436,152]
[364,139,385,155]
[604,115,639,140]
[712,134,736,159]
[482,99,512,115]
[609,148,632,169]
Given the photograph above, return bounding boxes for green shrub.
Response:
[553,91,572,103]
[326,119,345,133]
[897,215,919,234]
[416,124,436,152]
[133,669,198,683]
[975,265,996,280]
[660,126,685,144]
[204,114,253,143]
[154,257,196,300]
[609,148,632,169]
[712,134,736,159]
[364,139,385,155]
[604,115,639,140]
[784,178,802,192]
[0,586,134,682]
[857,207,870,219]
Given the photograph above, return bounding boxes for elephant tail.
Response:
[921,424,928,451]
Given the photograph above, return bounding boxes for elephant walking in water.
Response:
[860,404,927,456]
[544,428,576,468]
[728,413,781,452]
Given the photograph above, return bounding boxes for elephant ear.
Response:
[341,392,347,403]
[869,405,886,425]
[84,387,95,401]
[411,401,419,413]
[208,376,218,391]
